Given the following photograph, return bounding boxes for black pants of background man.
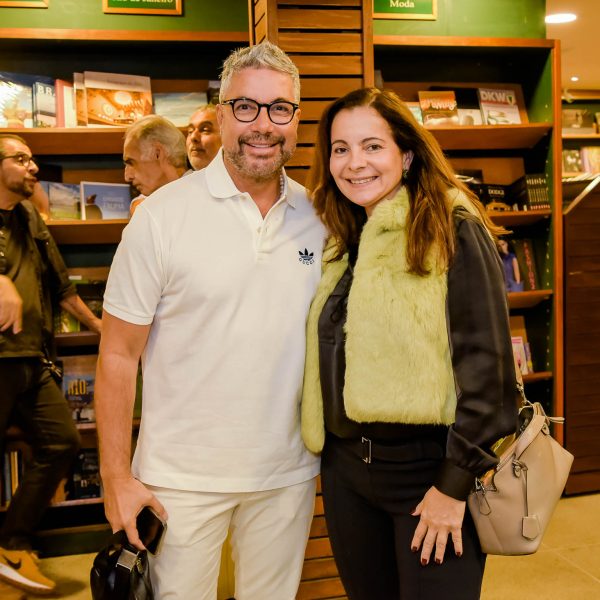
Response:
[0,357,80,550]
[321,434,486,600]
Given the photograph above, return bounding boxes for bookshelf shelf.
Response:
[56,331,100,347]
[425,124,551,151]
[47,219,127,245]
[562,133,600,140]
[51,497,104,508]
[488,210,551,226]
[507,290,553,309]
[522,371,553,383]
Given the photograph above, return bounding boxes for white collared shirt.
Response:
[104,151,326,492]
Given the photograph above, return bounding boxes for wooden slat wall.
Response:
[564,184,600,494]
[247,2,373,595]
[248,0,373,187]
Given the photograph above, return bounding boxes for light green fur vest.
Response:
[301,187,481,453]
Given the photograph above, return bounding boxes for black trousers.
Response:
[0,357,80,550]
[321,434,485,600]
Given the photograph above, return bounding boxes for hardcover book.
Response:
[562,149,583,173]
[33,80,56,128]
[418,90,459,127]
[0,72,34,128]
[61,354,98,423]
[511,336,529,375]
[73,72,88,126]
[84,71,152,126]
[47,182,81,220]
[562,108,595,135]
[153,91,208,127]
[477,87,522,125]
[581,146,600,173]
[511,238,539,291]
[80,181,132,220]
[55,79,77,128]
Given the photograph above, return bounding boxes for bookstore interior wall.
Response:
[0,0,578,580]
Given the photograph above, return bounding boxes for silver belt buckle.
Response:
[361,436,372,464]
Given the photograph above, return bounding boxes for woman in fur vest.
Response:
[301,88,517,599]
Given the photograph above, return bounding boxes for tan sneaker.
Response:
[0,547,56,595]
[0,580,27,600]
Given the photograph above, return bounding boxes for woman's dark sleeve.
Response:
[433,215,518,501]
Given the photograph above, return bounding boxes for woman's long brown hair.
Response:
[308,88,504,275]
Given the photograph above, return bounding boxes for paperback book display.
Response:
[61,354,98,423]
[80,181,131,219]
[477,87,522,125]
[418,90,459,126]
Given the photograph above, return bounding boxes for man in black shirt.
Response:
[0,134,102,596]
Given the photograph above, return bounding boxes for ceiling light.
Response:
[570,76,579,82]
[545,13,577,24]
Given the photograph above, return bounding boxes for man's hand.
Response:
[410,486,466,566]
[0,275,23,334]
[102,475,168,551]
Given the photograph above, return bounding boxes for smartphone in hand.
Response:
[136,506,167,555]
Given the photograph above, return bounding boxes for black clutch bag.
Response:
[90,530,153,600]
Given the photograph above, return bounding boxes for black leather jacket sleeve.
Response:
[433,212,518,500]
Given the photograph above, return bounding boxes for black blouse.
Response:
[317,210,518,500]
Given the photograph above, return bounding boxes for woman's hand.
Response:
[410,486,466,565]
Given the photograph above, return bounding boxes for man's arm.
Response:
[0,275,23,334]
[95,311,167,550]
[59,294,102,334]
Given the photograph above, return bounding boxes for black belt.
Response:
[331,435,445,464]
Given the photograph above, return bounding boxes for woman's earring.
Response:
[402,168,409,180]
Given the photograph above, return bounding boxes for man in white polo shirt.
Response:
[94,42,326,599]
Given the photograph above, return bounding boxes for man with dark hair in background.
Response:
[0,134,102,597]
[185,103,221,171]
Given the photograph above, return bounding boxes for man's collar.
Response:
[206,149,295,208]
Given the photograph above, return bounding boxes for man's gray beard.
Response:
[224,144,294,183]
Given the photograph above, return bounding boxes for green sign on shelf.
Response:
[373,0,437,20]
[103,0,182,15]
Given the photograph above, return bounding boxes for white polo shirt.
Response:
[103,151,326,492]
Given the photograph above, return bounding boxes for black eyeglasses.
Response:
[221,97,299,125]
[0,153,36,168]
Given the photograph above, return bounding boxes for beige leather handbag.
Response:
[467,376,574,555]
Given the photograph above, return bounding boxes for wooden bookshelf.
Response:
[47,219,127,245]
[523,371,553,383]
[56,331,100,347]
[488,209,551,226]
[508,290,553,309]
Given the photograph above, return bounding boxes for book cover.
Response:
[581,147,600,173]
[0,72,34,128]
[55,79,77,128]
[405,101,423,124]
[562,108,595,135]
[54,309,80,334]
[153,91,208,127]
[73,72,88,126]
[418,90,459,127]
[562,149,583,173]
[47,182,81,220]
[512,238,539,291]
[511,336,529,375]
[207,80,221,105]
[66,448,102,500]
[80,181,132,220]
[62,354,97,423]
[477,87,522,125]
[499,239,524,292]
[84,71,152,126]
[457,108,483,126]
[431,86,482,126]
[32,80,56,128]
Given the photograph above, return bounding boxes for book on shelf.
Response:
[61,354,97,423]
[207,80,221,105]
[508,173,550,210]
[153,91,208,127]
[431,86,483,126]
[511,238,540,291]
[80,181,132,220]
[469,182,514,210]
[511,336,530,376]
[499,238,524,292]
[32,80,56,128]
[68,266,109,320]
[405,101,423,124]
[477,87,522,125]
[580,146,600,173]
[45,181,81,220]
[510,315,534,373]
[54,309,80,334]
[73,72,88,126]
[66,448,102,500]
[55,79,77,128]
[0,71,34,128]
[562,149,584,173]
[84,70,152,126]
[418,90,459,127]
[562,107,595,135]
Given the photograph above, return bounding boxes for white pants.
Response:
[146,478,316,600]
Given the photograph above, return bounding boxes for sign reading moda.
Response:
[103,0,182,16]
[373,0,437,20]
